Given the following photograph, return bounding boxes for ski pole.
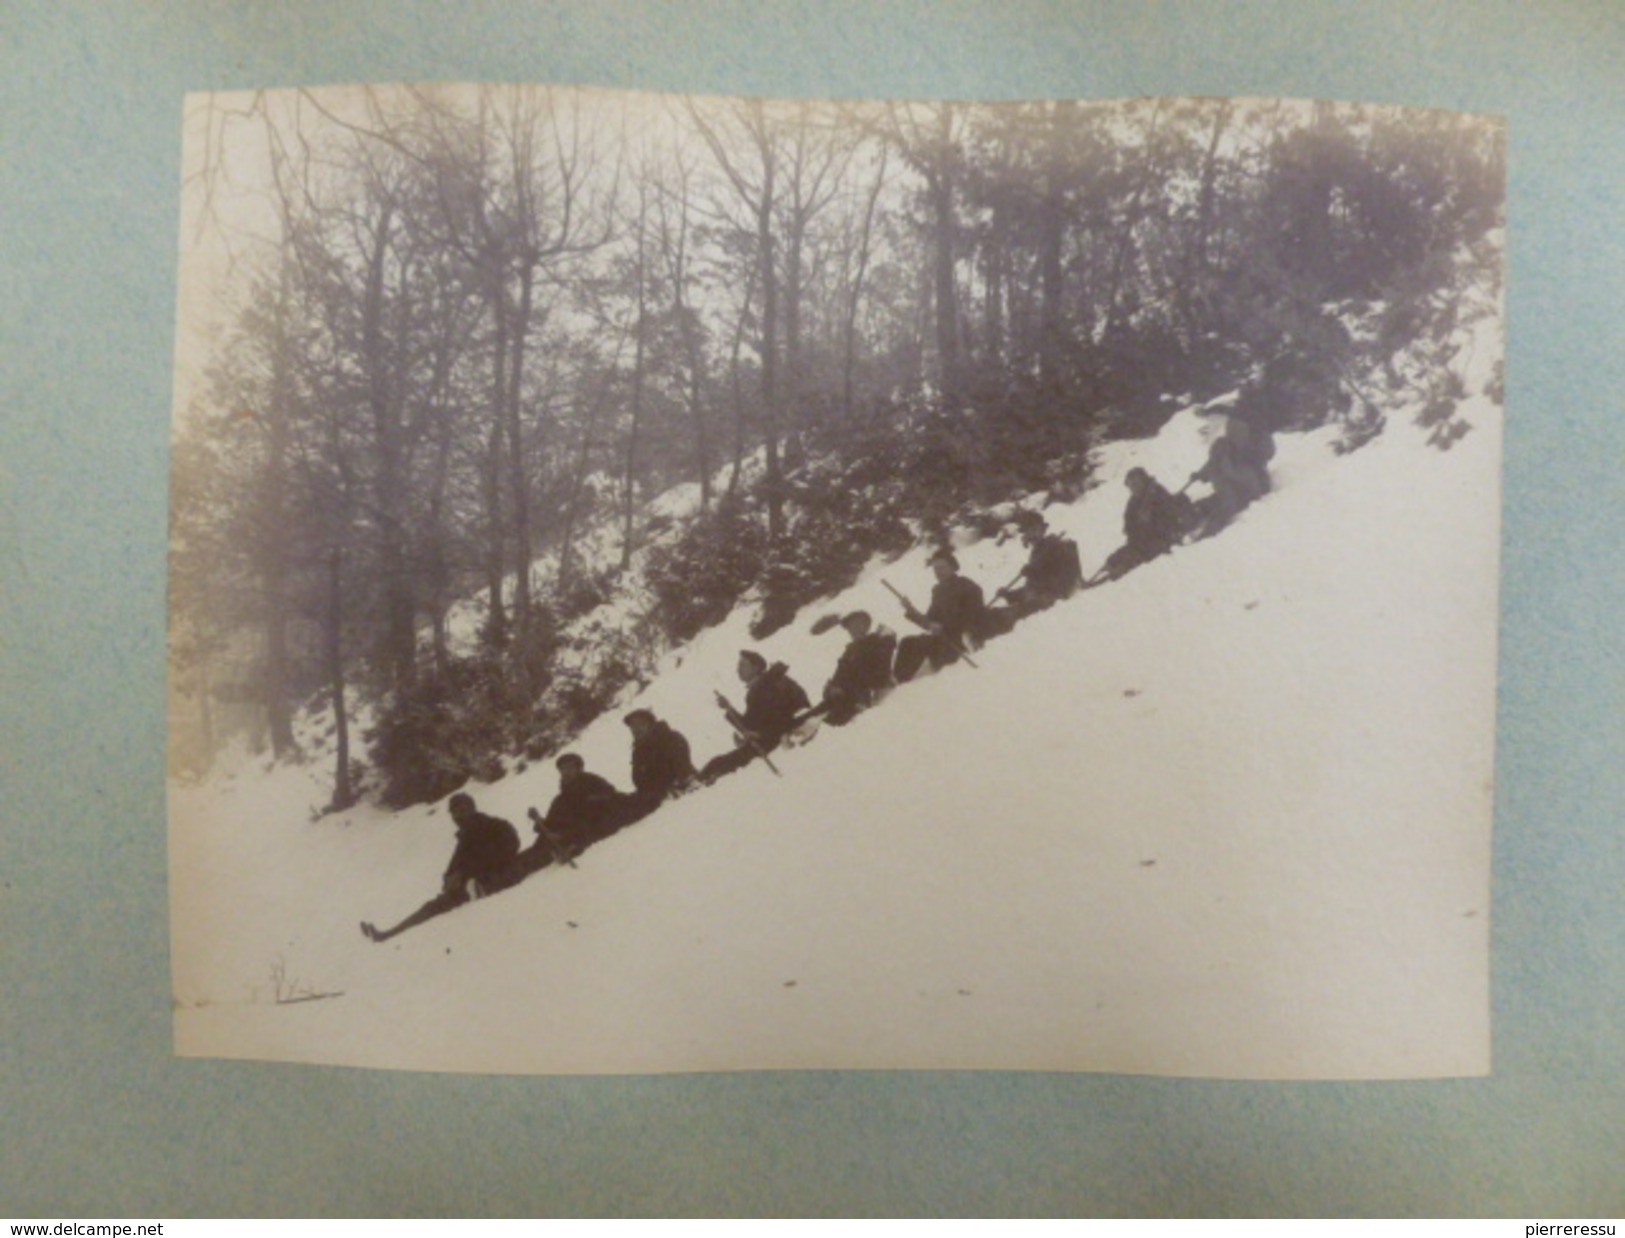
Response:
[994,566,1025,600]
[881,577,916,616]
[734,731,782,777]
[716,691,783,777]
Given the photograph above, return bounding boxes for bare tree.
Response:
[649,142,714,509]
[685,96,788,540]
[884,101,966,399]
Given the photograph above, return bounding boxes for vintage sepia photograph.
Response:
[167,83,1504,1077]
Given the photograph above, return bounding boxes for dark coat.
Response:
[923,574,988,647]
[1192,435,1269,528]
[630,719,695,802]
[444,811,520,886]
[540,772,624,838]
[1124,477,1194,557]
[823,627,897,709]
[737,662,811,745]
[1226,413,1276,469]
[698,663,814,783]
[1022,534,1085,603]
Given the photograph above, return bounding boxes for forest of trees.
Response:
[167,86,1504,808]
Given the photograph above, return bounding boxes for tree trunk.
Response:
[481,419,507,642]
[757,152,784,541]
[1104,100,1167,336]
[504,263,538,640]
[983,211,1006,369]
[621,192,649,572]
[360,198,416,691]
[326,548,354,811]
[725,257,757,502]
[261,278,297,756]
[727,317,748,500]
[261,433,295,756]
[784,222,803,439]
[682,312,711,510]
[425,378,456,676]
[842,146,887,424]
[1182,98,1233,333]
[930,166,958,396]
[558,334,625,586]
[1038,100,1074,397]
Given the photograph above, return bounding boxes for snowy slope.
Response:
[170,361,1500,1079]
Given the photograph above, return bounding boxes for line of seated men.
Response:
[363,430,1275,942]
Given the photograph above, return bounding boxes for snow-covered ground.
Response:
[170,341,1500,1079]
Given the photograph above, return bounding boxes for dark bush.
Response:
[644,502,768,645]
[369,652,512,808]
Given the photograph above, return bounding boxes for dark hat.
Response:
[738,649,767,672]
[623,708,655,727]
[928,548,959,570]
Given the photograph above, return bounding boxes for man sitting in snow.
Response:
[1188,414,1272,535]
[819,610,897,726]
[697,649,812,783]
[893,549,989,683]
[1098,467,1198,581]
[623,708,696,818]
[986,510,1085,631]
[360,792,520,944]
[520,753,630,868]
[1224,406,1276,474]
